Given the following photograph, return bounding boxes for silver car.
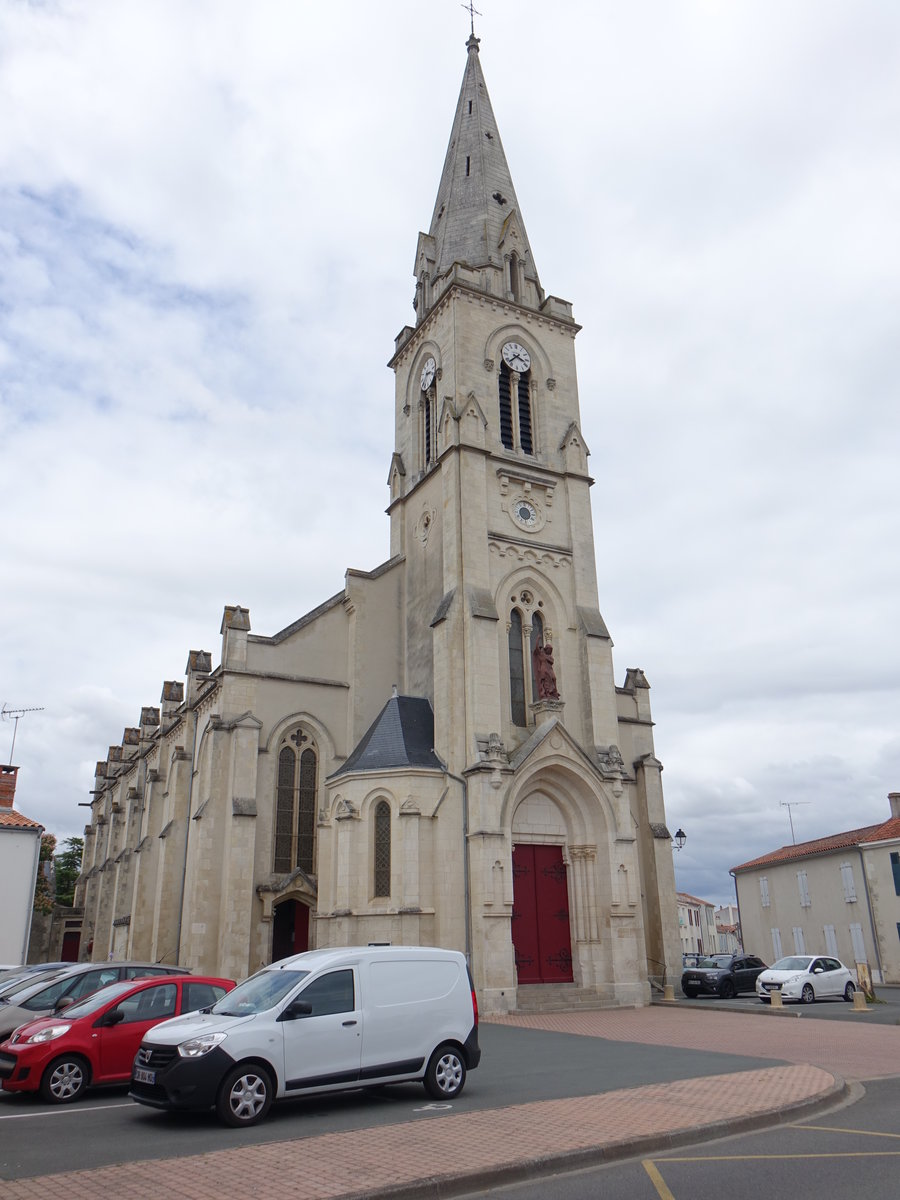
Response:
[0,962,188,1041]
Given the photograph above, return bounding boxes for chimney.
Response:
[221,606,251,670]
[890,792,900,820]
[0,764,19,809]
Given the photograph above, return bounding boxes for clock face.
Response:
[502,341,531,373]
[512,499,539,530]
[420,357,436,391]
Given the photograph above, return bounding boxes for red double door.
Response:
[511,844,574,984]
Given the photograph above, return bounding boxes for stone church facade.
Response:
[76,35,680,1013]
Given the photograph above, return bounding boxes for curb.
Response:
[328,1071,849,1200]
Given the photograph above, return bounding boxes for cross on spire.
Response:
[461,0,482,37]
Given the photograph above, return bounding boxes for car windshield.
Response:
[211,969,309,1016]
[0,971,71,1006]
[58,981,138,1019]
[698,956,732,968]
[770,956,813,971]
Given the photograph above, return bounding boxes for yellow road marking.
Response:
[659,1152,900,1161]
[642,1159,676,1199]
[793,1123,900,1139]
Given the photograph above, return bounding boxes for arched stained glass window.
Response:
[297,749,317,873]
[273,735,317,875]
[274,747,296,874]
[374,801,391,897]
[509,609,527,726]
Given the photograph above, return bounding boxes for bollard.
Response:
[664,984,675,1002]
[852,988,870,1012]
[770,989,783,1008]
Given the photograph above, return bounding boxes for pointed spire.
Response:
[416,36,542,319]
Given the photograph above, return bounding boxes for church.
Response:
[75,33,680,1013]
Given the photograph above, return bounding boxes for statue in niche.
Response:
[532,643,559,700]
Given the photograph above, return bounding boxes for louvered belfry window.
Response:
[374,801,391,897]
[517,374,533,454]
[498,364,514,449]
[274,737,317,874]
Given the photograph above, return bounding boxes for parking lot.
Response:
[673,982,900,1024]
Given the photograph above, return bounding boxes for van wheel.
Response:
[424,1044,466,1100]
[216,1064,274,1127]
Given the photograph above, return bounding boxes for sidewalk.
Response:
[4,1005,897,1200]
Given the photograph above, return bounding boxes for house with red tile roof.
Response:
[0,765,45,964]
[732,792,900,983]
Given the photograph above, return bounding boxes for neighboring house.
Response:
[732,792,900,984]
[0,765,45,964]
[677,892,717,957]
[715,922,740,954]
[73,32,682,1014]
[715,903,741,953]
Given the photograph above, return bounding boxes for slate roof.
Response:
[731,818,900,873]
[426,36,541,292]
[330,695,444,778]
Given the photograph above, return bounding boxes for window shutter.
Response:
[759,876,770,907]
[797,870,810,907]
[840,862,857,902]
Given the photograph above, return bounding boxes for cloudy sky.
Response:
[1,0,897,907]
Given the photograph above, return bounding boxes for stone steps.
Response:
[513,984,615,1013]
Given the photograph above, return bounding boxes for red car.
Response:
[0,974,235,1103]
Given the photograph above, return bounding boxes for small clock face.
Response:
[502,341,531,372]
[420,357,436,391]
[512,499,539,529]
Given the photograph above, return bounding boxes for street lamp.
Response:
[673,828,687,852]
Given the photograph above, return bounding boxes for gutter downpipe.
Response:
[442,768,471,965]
[174,705,200,966]
[729,870,744,953]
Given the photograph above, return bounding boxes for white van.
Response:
[130,945,480,1126]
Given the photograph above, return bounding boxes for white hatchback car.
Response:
[756,955,856,1005]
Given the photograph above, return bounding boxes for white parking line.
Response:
[0,1102,134,1120]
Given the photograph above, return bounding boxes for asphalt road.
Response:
[463,1078,900,1200]
[0,1023,783,1182]
[675,982,900,1024]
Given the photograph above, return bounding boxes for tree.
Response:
[33,833,56,915]
[54,836,84,907]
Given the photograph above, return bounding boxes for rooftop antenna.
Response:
[780,800,810,845]
[1,704,45,763]
[461,0,482,37]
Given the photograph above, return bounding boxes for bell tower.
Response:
[382,31,680,1010]
[387,33,619,770]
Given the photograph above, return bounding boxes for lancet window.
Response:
[374,800,391,897]
[274,733,317,874]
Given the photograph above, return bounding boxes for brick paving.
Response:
[4,1006,897,1200]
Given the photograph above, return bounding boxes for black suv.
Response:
[681,953,766,999]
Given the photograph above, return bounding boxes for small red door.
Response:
[511,844,574,984]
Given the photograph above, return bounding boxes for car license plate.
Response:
[133,1067,156,1085]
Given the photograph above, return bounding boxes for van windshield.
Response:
[211,969,309,1016]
